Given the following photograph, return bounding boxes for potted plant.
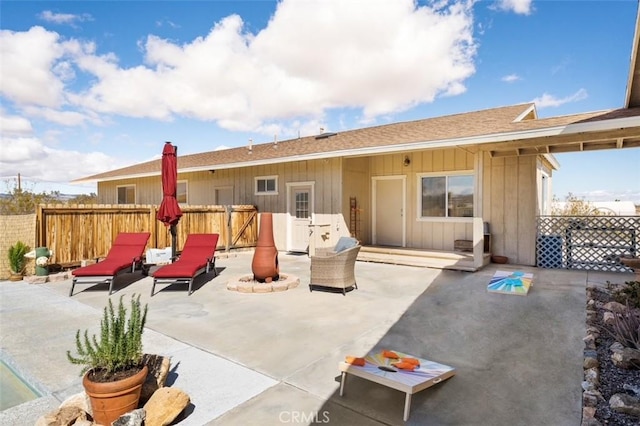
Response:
[7,241,30,281]
[67,294,149,425]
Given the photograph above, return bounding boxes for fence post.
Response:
[225,205,232,252]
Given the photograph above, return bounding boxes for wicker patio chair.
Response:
[309,237,361,295]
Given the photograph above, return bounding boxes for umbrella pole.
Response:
[170,224,177,261]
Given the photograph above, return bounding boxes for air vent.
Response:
[315,132,338,140]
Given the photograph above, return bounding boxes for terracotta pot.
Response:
[491,255,508,264]
[8,272,23,282]
[252,213,279,282]
[83,365,148,425]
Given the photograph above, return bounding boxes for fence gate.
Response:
[536,216,639,272]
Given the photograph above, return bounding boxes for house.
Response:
[75,14,640,271]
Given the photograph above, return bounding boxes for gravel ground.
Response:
[591,286,640,425]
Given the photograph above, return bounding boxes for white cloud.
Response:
[2,0,477,133]
[0,113,33,136]
[38,10,93,26]
[491,0,534,15]
[501,73,521,83]
[530,88,588,108]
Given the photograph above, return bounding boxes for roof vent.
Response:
[315,132,338,140]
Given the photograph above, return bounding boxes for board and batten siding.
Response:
[365,148,476,251]
[482,152,538,266]
[97,158,345,250]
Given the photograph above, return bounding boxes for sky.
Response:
[1,0,639,204]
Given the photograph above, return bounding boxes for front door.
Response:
[287,183,314,252]
[373,176,405,246]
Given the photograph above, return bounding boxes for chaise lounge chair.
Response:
[151,233,219,296]
[70,232,151,296]
[309,236,361,295]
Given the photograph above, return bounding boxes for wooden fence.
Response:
[36,204,258,266]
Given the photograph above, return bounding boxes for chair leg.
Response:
[151,279,157,297]
[188,278,194,295]
[108,278,114,295]
[354,282,358,290]
[69,279,77,297]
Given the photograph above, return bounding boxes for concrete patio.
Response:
[1,251,634,425]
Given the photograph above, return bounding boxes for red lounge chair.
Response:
[151,233,219,296]
[70,232,151,296]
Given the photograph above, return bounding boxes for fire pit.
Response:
[227,273,300,293]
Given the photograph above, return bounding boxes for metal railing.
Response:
[536,216,639,272]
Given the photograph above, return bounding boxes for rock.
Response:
[582,406,596,420]
[35,406,88,426]
[48,271,69,282]
[144,387,190,426]
[583,334,596,349]
[24,275,48,284]
[253,283,272,293]
[610,342,624,352]
[584,367,599,385]
[611,347,640,369]
[582,380,595,392]
[609,393,640,417]
[603,311,616,325]
[272,281,289,292]
[583,391,598,407]
[59,392,91,413]
[624,383,640,397]
[226,281,238,291]
[583,355,598,369]
[140,354,171,404]
[603,301,628,313]
[113,408,145,426]
[237,282,254,293]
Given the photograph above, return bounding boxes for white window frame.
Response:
[416,171,474,222]
[176,180,188,204]
[255,175,278,195]
[116,184,136,204]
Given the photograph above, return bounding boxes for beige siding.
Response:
[368,148,475,250]
[98,158,344,251]
[482,152,538,265]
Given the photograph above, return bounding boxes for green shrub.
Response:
[8,241,30,274]
[67,294,147,377]
[612,280,640,309]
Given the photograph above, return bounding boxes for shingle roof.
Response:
[75,103,640,183]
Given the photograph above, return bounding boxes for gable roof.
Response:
[75,103,640,183]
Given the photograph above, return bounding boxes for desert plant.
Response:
[603,302,640,350]
[612,280,640,309]
[8,241,30,274]
[67,294,147,380]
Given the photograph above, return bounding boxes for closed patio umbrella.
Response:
[157,141,182,260]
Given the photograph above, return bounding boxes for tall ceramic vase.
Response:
[252,213,280,282]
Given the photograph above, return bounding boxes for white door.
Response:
[373,177,405,246]
[288,184,313,252]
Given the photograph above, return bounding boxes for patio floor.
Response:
[0,251,634,425]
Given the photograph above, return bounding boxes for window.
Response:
[117,185,135,204]
[177,181,187,204]
[418,172,474,218]
[255,176,278,195]
[295,190,309,219]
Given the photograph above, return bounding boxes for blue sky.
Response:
[1,0,639,203]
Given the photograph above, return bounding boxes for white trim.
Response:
[512,104,537,122]
[286,182,315,252]
[255,175,278,195]
[177,180,188,204]
[625,7,640,108]
[372,176,406,247]
[116,184,136,204]
[416,171,474,220]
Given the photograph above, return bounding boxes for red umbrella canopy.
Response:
[157,142,183,226]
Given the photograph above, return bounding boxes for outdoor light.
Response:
[403,155,411,167]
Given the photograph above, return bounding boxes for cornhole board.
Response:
[338,349,456,421]
[487,270,533,295]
